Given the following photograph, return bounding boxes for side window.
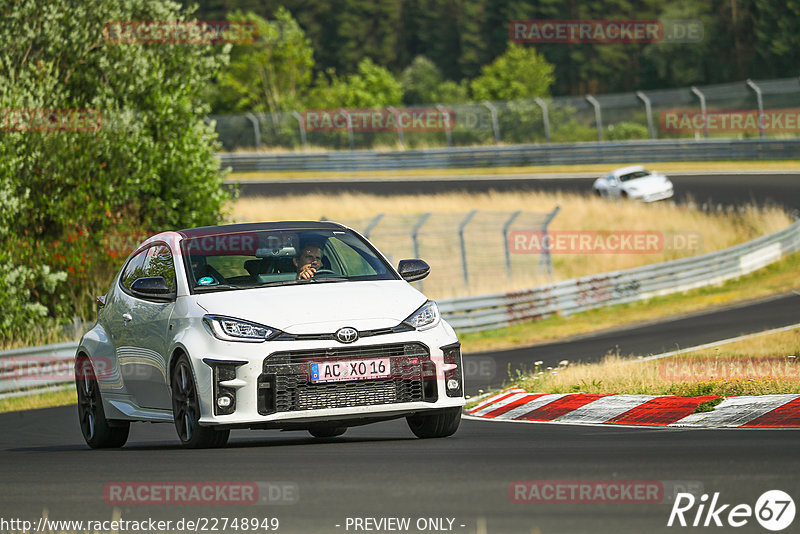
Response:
[120,248,148,290]
[141,245,176,292]
[328,237,377,276]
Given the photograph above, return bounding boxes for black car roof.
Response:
[177,221,346,239]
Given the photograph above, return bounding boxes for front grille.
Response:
[258,343,435,414]
[273,323,414,342]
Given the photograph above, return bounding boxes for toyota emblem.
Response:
[335,327,358,343]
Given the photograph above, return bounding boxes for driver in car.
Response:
[294,244,324,279]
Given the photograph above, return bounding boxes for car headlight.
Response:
[403,300,440,330]
[203,315,281,343]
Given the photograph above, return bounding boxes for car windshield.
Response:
[180,227,396,292]
[619,170,651,182]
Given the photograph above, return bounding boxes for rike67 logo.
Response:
[668,490,795,531]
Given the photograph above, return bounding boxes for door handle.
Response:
[122,313,132,324]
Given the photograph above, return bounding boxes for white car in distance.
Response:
[593,165,674,202]
[74,221,465,448]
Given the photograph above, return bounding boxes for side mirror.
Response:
[130,276,175,300]
[397,259,430,282]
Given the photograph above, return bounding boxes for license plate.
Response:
[309,358,391,383]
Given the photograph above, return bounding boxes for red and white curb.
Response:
[465,388,800,428]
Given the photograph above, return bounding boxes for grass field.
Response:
[505,325,800,397]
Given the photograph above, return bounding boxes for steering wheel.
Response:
[312,269,337,276]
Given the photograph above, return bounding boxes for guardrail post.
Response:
[411,212,432,290]
[387,106,405,148]
[533,97,551,143]
[539,206,560,277]
[436,104,453,147]
[291,110,308,149]
[482,101,500,144]
[746,79,766,139]
[458,210,478,289]
[690,86,708,138]
[363,213,384,239]
[585,95,603,142]
[502,210,522,278]
[636,91,656,139]
[338,108,355,150]
[244,112,261,148]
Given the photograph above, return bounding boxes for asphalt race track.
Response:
[2,398,799,534]
[233,172,800,211]
[2,172,799,534]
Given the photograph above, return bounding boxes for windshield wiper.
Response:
[193,284,243,292]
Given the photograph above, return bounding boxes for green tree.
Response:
[211,8,314,113]
[307,58,403,109]
[401,56,444,105]
[0,0,231,339]
[470,43,555,101]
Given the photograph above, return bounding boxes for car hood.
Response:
[193,280,427,333]
[623,174,670,191]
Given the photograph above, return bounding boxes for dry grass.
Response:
[512,326,800,396]
[230,191,792,299]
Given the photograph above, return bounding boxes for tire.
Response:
[406,407,462,439]
[308,426,347,438]
[171,355,229,448]
[75,356,130,449]
[594,188,602,197]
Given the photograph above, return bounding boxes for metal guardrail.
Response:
[439,220,800,332]
[219,138,800,173]
[2,220,799,395]
[0,341,78,398]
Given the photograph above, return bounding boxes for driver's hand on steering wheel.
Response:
[297,264,317,279]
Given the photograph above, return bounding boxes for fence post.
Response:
[291,110,307,149]
[411,213,432,291]
[585,95,603,142]
[746,79,765,139]
[458,210,478,289]
[387,106,405,148]
[690,86,708,138]
[533,97,551,143]
[436,104,453,147]
[482,101,500,144]
[502,210,522,279]
[244,112,261,148]
[363,213,384,239]
[636,91,656,139]
[338,108,355,150]
[539,206,560,277]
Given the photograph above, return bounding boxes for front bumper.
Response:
[637,188,674,202]
[190,322,465,427]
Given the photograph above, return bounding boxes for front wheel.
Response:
[406,407,462,439]
[171,356,229,448]
[75,356,129,448]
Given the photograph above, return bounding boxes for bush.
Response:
[0,0,232,341]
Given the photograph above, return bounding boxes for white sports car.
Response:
[592,165,674,202]
[75,221,465,448]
